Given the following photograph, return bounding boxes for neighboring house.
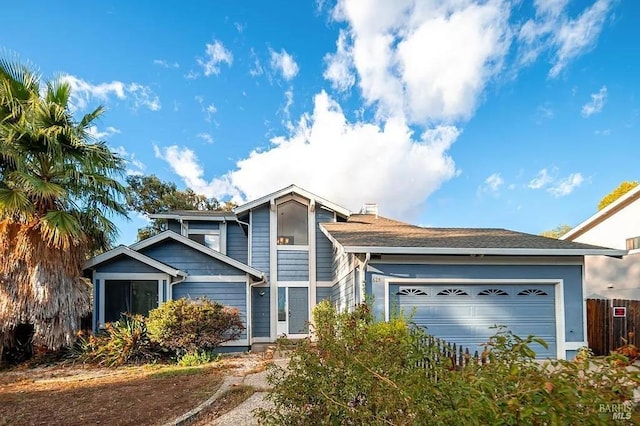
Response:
[561,185,640,300]
[84,185,624,359]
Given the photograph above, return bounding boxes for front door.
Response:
[288,287,309,334]
[276,287,309,336]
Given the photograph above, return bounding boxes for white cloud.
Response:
[547,173,583,197]
[482,173,504,195]
[153,59,179,68]
[196,133,214,144]
[325,0,512,123]
[518,0,612,77]
[197,40,233,77]
[528,168,553,189]
[61,75,161,112]
[323,30,355,92]
[87,125,120,139]
[249,48,264,77]
[283,88,294,118]
[269,48,299,81]
[155,91,459,219]
[111,145,146,176]
[195,96,217,122]
[595,128,611,135]
[581,86,607,117]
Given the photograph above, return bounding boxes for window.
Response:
[104,280,158,323]
[278,287,287,322]
[277,200,308,245]
[626,236,640,251]
[188,233,220,251]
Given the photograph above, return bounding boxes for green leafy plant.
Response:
[257,301,640,425]
[177,350,220,367]
[74,314,161,367]
[147,298,244,355]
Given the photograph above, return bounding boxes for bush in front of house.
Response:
[256,301,640,425]
[74,314,161,367]
[147,298,245,356]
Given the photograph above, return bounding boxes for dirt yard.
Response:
[0,359,246,426]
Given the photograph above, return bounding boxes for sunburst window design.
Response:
[436,288,469,296]
[478,288,509,296]
[517,289,548,296]
[397,288,428,296]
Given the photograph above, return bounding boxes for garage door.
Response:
[391,283,557,359]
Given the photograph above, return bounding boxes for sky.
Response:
[1,0,638,245]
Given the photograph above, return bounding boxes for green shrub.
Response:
[147,298,244,354]
[74,314,161,367]
[177,349,220,366]
[256,301,640,425]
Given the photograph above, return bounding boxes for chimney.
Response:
[361,203,378,218]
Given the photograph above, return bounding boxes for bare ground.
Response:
[0,360,247,426]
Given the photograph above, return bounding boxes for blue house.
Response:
[84,185,625,358]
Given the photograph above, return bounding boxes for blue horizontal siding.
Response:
[140,240,244,276]
[317,287,332,303]
[95,255,162,274]
[252,287,270,337]
[168,220,181,233]
[316,209,334,282]
[277,250,309,281]
[172,281,247,339]
[369,262,584,344]
[251,206,270,279]
[227,223,248,264]
[188,221,220,230]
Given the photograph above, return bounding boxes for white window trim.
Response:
[96,272,170,328]
[187,229,225,254]
[277,245,309,251]
[382,277,569,360]
[276,195,310,248]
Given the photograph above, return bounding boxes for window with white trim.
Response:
[277,200,308,245]
[626,236,640,251]
[188,232,220,251]
[104,280,158,323]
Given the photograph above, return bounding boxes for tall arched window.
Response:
[277,200,308,245]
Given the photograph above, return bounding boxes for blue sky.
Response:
[1,0,638,245]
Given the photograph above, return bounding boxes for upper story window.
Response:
[626,236,640,251]
[277,200,308,245]
[189,231,220,251]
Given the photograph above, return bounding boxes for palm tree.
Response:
[0,58,128,352]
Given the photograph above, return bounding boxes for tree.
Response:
[125,175,235,240]
[540,224,572,239]
[597,181,638,211]
[0,58,128,352]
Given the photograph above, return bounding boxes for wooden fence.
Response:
[587,298,640,356]
[412,332,489,372]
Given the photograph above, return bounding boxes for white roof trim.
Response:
[130,231,264,279]
[233,184,351,217]
[561,185,640,241]
[83,245,187,277]
[341,246,628,257]
[148,213,238,221]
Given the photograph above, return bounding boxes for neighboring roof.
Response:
[130,231,264,279]
[83,245,187,277]
[233,184,351,217]
[320,214,627,257]
[561,185,640,241]
[148,210,237,221]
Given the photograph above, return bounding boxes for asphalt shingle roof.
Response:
[321,214,618,252]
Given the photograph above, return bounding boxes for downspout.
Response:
[169,274,187,301]
[361,252,370,305]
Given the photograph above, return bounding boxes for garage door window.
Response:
[478,288,509,296]
[397,287,428,296]
[518,288,548,296]
[436,288,469,296]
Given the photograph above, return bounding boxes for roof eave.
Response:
[148,213,238,221]
[233,184,351,217]
[83,246,186,277]
[561,185,640,241]
[341,246,628,257]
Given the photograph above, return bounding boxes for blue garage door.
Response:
[392,283,557,359]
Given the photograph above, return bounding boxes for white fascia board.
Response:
[83,245,186,277]
[148,213,237,221]
[233,184,351,217]
[342,246,628,257]
[561,185,640,241]
[130,231,265,279]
